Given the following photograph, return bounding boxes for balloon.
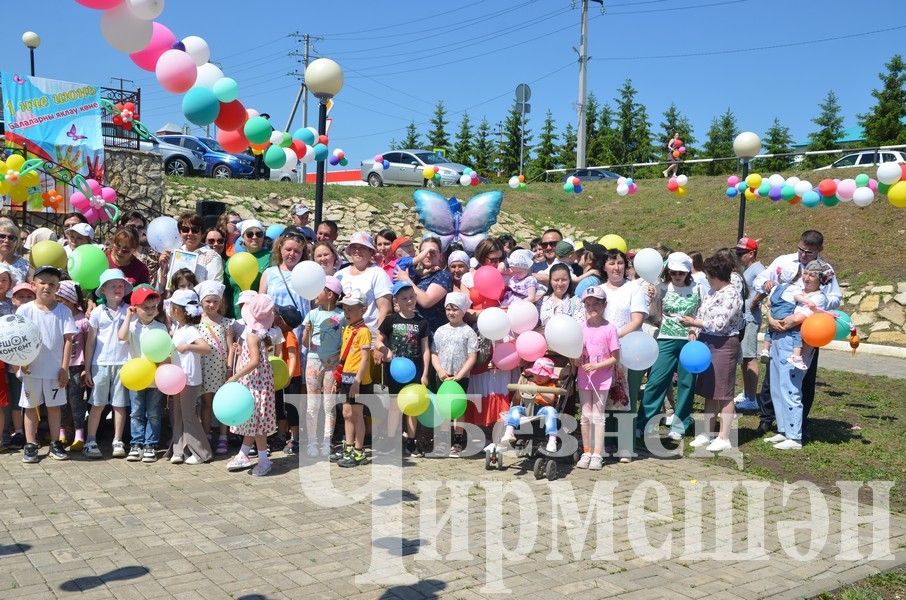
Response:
[126,0,165,20]
[667,180,679,192]
[876,162,902,185]
[213,382,255,426]
[291,260,327,300]
[227,252,259,291]
[155,363,187,395]
[283,148,297,169]
[244,116,273,145]
[75,0,122,8]
[794,180,813,198]
[768,186,782,201]
[676,174,688,186]
[129,22,176,71]
[212,77,239,103]
[831,310,853,341]
[619,331,659,371]
[852,186,875,208]
[767,173,785,187]
[294,128,317,145]
[477,307,510,341]
[318,135,329,146]
[616,183,629,196]
[182,87,220,126]
[888,181,906,208]
[147,216,181,253]
[422,167,434,179]
[508,300,539,334]
[417,395,444,428]
[515,331,547,362]
[617,177,627,186]
[678,340,711,374]
[508,176,520,189]
[214,99,247,131]
[563,183,575,193]
[491,341,520,370]
[0,314,41,366]
[67,244,108,290]
[726,175,739,186]
[801,191,821,208]
[736,181,748,193]
[269,356,290,390]
[544,314,584,359]
[801,313,836,348]
[598,234,628,255]
[835,179,856,201]
[672,151,680,159]
[436,380,467,420]
[574,184,583,194]
[382,159,390,170]
[389,357,417,384]
[745,173,762,189]
[822,195,840,207]
[121,357,157,391]
[328,155,339,166]
[757,182,771,197]
[459,174,472,186]
[877,182,891,195]
[313,144,329,161]
[29,240,67,269]
[101,5,153,53]
[818,179,837,197]
[155,49,197,93]
[633,248,664,283]
[397,384,429,417]
[265,224,285,240]
[868,177,878,192]
[181,35,210,66]
[217,127,249,153]
[726,187,738,198]
[140,328,174,362]
[264,145,287,169]
[474,266,505,300]
[780,184,796,201]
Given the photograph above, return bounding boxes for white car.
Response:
[270,161,301,182]
[814,150,906,170]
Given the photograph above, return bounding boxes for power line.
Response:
[320,0,488,38]
[605,0,751,14]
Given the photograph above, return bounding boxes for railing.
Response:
[100,86,142,150]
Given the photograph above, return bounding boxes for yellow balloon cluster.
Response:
[0,155,40,203]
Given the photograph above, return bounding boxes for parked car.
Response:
[560,168,623,182]
[270,161,301,183]
[140,134,206,177]
[360,149,468,187]
[159,134,256,178]
[814,150,906,170]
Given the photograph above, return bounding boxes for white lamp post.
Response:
[304,58,344,227]
[21,31,40,76]
[733,131,761,240]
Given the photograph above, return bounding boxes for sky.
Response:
[3,0,904,166]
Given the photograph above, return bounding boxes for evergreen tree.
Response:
[472,117,494,176]
[702,108,737,175]
[806,91,844,168]
[498,101,531,176]
[580,92,600,166]
[612,79,654,168]
[401,121,421,149]
[426,101,450,150]
[859,54,906,145]
[556,122,577,174]
[658,103,696,173]
[451,113,473,166]
[588,103,617,165]
[528,110,558,178]
[761,117,794,172]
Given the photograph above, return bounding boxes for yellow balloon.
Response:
[227,252,259,291]
[10,186,27,203]
[598,233,628,255]
[5,154,24,171]
[887,181,906,208]
[744,188,757,201]
[269,355,290,390]
[745,173,762,189]
[0,160,6,172]
[23,170,40,187]
[397,383,429,417]
[0,181,8,195]
[121,357,157,391]
[29,240,67,269]
[422,166,435,180]
[676,186,687,198]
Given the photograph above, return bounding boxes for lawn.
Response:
[815,567,906,599]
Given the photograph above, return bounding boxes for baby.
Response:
[502,249,538,305]
[500,357,560,453]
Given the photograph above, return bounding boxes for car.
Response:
[139,134,206,177]
[814,150,906,170]
[360,149,469,187]
[159,134,256,178]
[560,168,623,182]
[270,161,301,183]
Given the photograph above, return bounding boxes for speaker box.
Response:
[196,200,226,231]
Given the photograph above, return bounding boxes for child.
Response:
[500,357,560,453]
[503,249,538,306]
[226,293,277,476]
[275,304,302,455]
[6,281,35,449]
[11,282,35,306]
[302,275,345,457]
[196,281,234,455]
[118,285,168,463]
[83,269,132,459]
[430,292,478,457]
[56,280,89,452]
[16,266,77,463]
[574,286,621,471]
[331,291,372,468]
[377,281,430,456]
[385,236,418,280]
[0,264,15,449]
[168,289,213,465]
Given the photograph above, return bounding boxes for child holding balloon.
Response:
[55,280,90,452]
[196,281,234,455]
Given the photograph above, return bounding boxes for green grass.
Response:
[815,568,906,599]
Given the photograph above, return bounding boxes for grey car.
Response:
[360,149,468,187]
[140,134,206,177]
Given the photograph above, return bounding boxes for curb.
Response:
[756,333,906,359]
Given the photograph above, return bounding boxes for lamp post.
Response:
[733,131,761,241]
[304,58,343,227]
[21,31,40,76]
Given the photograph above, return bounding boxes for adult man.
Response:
[291,204,311,229]
[531,228,563,287]
[733,237,765,411]
[752,230,841,438]
[317,220,338,243]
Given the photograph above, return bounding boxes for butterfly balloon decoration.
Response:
[70,175,120,224]
[413,189,503,254]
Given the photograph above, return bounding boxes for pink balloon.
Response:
[628,183,638,195]
[87,179,102,196]
[474,265,505,301]
[101,186,117,203]
[515,331,547,362]
[155,49,197,93]
[491,341,520,371]
[868,178,878,192]
[727,175,740,186]
[130,22,177,72]
[70,192,89,210]
[75,0,123,8]
[155,364,187,395]
[246,108,260,118]
[83,208,99,224]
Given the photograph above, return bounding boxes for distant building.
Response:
[156,122,186,136]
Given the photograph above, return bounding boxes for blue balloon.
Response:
[313,143,329,161]
[679,340,712,374]
[573,184,583,194]
[625,178,633,185]
[726,186,738,198]
[212,382,254,426]
[736,181,748,193]
[234,238,245,252]
[182,87,221,126]
[389,357,416,384]
[293,127,316,145]
[328,155,339,166]
[265,224,285,240]
[802,190,821,208]
[382,159,390,170]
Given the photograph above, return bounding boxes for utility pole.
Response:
[110,76,134,92]
[574,0,603,169]
[288,32,322,183]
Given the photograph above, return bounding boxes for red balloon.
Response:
[317,134,328,145]
[214,99,247,131]
[291,139,307,159]
[667,180,679,191]
[674,138,683,147]
[818,178,837,197]
[474,266,505,301]
[900,164,906,181]
[217,128,249,154]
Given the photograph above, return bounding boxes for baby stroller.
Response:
[484,355,578,481]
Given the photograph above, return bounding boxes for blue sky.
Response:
[3,0,904,165]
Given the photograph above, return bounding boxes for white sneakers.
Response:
[545,438,558,453]
[705,438,732,452]
[763,433,787,444]
[774,439,802,450]
[688,434,714,448]
[667,431,683,441]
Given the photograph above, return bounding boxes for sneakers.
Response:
[306,443,319,458]
[185,454,204,465]
[588,454,604,470]
[320,441,332,457]
[667,431,683,441]
[664,414,675,427]
[49,441,68,461]
[449,443,463,458]
[688,434,714,448]
[111,441,127,458]
[22,443,39,463]
[251,460,273,476]
[788,355,808,370]
[68,439,84,453]
[142,446,158,463]
[338,448,367,468]
[545,438,558,453]
[170,454,184,464]
[83,441,103,459]
[759,349,771,364]
[329,444,349,463]
[705,437,732,452]
[227,452,252,471]
[215,438,229,455]
[9,432,25,450]
[736,398,759,411]
[763,433,787,444]
[619,455,632,464]
[284,440,299,456]
[733,392,746,404]
[774,439,802,450]
[127,446,142,462]
[576,452,591,469]
[499,431,516,446]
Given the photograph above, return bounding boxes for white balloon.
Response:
[283,148,298,168]
[620,331,660,371]
[182,36,210,67]
[617,176,627,186]
[633,248,664,284]
[193,62,224,90]
[544,314,583,358]
[270,130,285,146]
[291,261,326,300]
[508,176,520,189]
[675,174,688,187]
[146,216,181,253]
[508,300,539,335]
[852,187,875,208]
[785,176,801,188]
[101,5,154,53]
[0,314,41,366]
[616,183,629,196]
[768,173,785,187]
[794,180,813,197]
[126,0,165,20]
[477,307,511,341]
[877,162,902,185]
[460,174,472,186]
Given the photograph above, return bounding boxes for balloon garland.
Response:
[725,171,882,208]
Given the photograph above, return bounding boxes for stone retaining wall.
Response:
[105,147,164,215]
[842,282,906,345]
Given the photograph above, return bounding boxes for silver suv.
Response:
[814,150,906,170]
[360,149,468,187]
[140,134,206,177]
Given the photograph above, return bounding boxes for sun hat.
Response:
[347,231,376,252]
[291,204,311,217]
[241,293,275,332]
[130,285,160,307]
[195,280,225,301]
[56,280,79,305]
[11,282,35,297]
[67,223,94,239]
[239,219,265,236]
[95,268,133,298]
[447,250,469,267]
[666,252,693,273]
[23,227,58,250]
[33,265,64,280]
[338,290,366,307]
[391,281,413,296]
[236,290,258,306]
[526,357,556,379]
[581,285,606,301]
[736,237,759,252]
[388,236,413,258]
[444,291,470,312]
[508,249,534,270]
[324,275,343,296]
[554,240,575,258]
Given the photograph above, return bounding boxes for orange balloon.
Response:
[672,150,680,158]
[801,313,836,348]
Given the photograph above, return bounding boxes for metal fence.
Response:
[100,86,142,150]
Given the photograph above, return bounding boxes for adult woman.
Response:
[157,212,224,289]
[61,213,89,256]
[394,237,451,333]
[216,211,242,258]
[259,231,310,318]
[0,218,29,286]
[374,228,397,275]
[335,231,392,334]
[447,250,470,294]
[122,210,158,284]
[224,220,271,318]
[638,252,701,440]
[312,241,340,277]
[205,227,228,263]
[681,252,744,452]
[106,226,151,286]
[539,263,584,326]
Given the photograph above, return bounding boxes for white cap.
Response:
[666,252,693,273]
[67,223,94,239]
[508,249,534,270]
[444,292,470,311]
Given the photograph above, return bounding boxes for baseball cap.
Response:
[338,290,366,307]
[666,252,693,273]
[736,237,759,252]
[239,219,265,236]
[555,240,575,258]
[324,275,343,296]
[130,284,161,307]
[11,282,35,296]
[347,231,375,252]
[388,236,413,257]
[581,285,607,301]
[32,265,63,279]
[444,292,470,312]
[67,223,94,239]
[276,304,303,330]
[291,204,311,217]
[391,281,413,296]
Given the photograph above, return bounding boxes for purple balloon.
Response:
[769,186,782,201]
[328,155,339,166]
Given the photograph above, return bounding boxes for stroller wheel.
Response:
[545,460,558,481]
[485,450,493,470]
[497,453,506,471]
[533,457,546,480]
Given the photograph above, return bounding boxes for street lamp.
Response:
[21,31,40,76]
[733,131,761,241]
[304,57,343,227]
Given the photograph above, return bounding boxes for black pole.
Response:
[737,158,749,241]
[29,48,35,77]
[314,99,328,227]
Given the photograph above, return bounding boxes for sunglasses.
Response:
[180,226,201,234]
[0,233,16,241]
[668,270,686,276]
[206,238,225,245]
[540,241,558,248]
[244,230,264,239]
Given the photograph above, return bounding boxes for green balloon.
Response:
[67,244,108,290]
[279,132,293,148]
[878,182,891,194]
[832,310,852,341]
[436,380,467,420]
[244,116,273,145]
[141,328,175,363]
[564,183,574,192]
[757,182,771,196]
[781,184,796,200]
[854,173,870,187]
[417,395,444,428]
[822,195,840,207]
[264,145,287,169]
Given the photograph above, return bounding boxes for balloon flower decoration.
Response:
[101,99,150,139]
[563,175,582,194]
[414,189,503,253]
[0,154,43,204]
[507,174,526,190]
[42,189,65,211]
[328,148,348,167]
[615,176,638,197]
[459,167,480,187]
[371,153,391,172]
[70,175,120,224]
[667,174,688,198]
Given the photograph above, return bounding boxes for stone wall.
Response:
[105,147,165,215]
[841,281,906,345]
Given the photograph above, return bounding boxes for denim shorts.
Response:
[89,365,129,408]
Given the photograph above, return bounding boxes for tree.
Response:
[611,79,654,168]
[528,110,558,178]
[556,122,577,173]
[587,103,617,165]
[401,121,421,149]
[659,103,696,157]
[761,117,794,172]
[805,91,844,168]
[498,101,531,176]
[472,117,494,176]
[702,108,737,175]
[859,54,906,146]
[450,113,473,166]
[426,101,450,150]
[580,92,600,166]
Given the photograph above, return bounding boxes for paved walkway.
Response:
[1,443,904,599]
[818,347,906,380]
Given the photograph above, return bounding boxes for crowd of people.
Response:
[0,199,842,473]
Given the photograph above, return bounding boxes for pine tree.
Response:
[580,92,600,166]
[528,110,558,178]
[426,101,450,151]
[611,79,654,168]
[451,113,473,166]
[498,101,531,176]
[588,103,617,165]
[859,54,906,145]
[761,117,794,172]
[472,117,494,176]
[556,122,577,174]
[806,91,844,168]
[703,108,737,175]
[401,121,421,149]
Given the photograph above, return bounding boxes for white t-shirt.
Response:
[335,265,392,333]
[16,302,78,379]
[172,325,203,386]
[603,279,650,333]
[88,303,129,366]
[126,318,168,359]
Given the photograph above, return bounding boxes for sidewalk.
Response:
[818,347,906,380]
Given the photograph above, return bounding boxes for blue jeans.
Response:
[766,284,802,346]
[506,405,558,436]
[130,388,163,447]
[768,330,805,442]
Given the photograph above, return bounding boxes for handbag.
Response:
[276,267,304,328]
[333,325,363,384]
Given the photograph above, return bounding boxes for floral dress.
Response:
[200,317,233,395]
[230,332,276,437]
